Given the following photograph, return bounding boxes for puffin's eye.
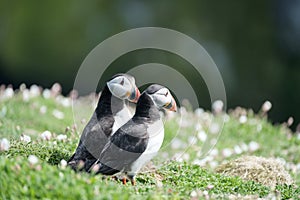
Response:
[165,91,168,97]
[120,78,124,86]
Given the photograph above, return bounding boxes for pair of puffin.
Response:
[68,73,177,185]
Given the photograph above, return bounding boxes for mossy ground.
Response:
[0,90,299,199]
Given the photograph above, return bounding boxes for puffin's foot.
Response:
[131,179,136,186]
[122,177,127,185]
[128,175,136,186]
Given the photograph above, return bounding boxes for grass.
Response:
[0,88,299,199]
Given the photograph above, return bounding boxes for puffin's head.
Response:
[107,74,140,103]
[145,84,177,112]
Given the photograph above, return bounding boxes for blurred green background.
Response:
[0,1,299,129]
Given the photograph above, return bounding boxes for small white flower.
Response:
[19,83,27,91]
[190,190,197,197]
[51,83,62,97]
[20,134,31,143]
[182,153,190,161]
[222,148,233,158]
[56,134,67,141]
[194,108,204,117]
[52,109,64,119]
[42,89,51,99]
[248,141,260,152]
[262,101,272,112]
[209,123,220,134]
[188,136,197,144]
[257,124,262,132]
[40,130,52,140]
[40,105,47,114]
[156,180,163,188]
[29,85,40,97]
[234,145,243,154]
[239,115,247,124]
[287,117,294,126]
[212,100,224,113]
[172,152,184,162]
[22,89,30,102]
[28,155,39,165]
[207,184,214,190]
[195,123,203,131]
[209,149,219,157]
[57,96,71,107]
[60,159,67,169]
[171,138,184,149]
[197,130,207,142]
[209,161,218,169]
[240,143,249,152]
[3,88,14,99]
[0,138,10,151]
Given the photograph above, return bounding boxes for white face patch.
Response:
[149,88,172,109]
[107,76,133,99]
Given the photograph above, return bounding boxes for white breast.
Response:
[112,106,133,134]
[129,119,164,175]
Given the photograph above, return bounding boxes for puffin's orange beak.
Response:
[131,87,141,103]
[169,96,177,112]
[164,96,177,112]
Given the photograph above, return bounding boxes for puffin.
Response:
[68,74,141,171]
[90,84,177,185]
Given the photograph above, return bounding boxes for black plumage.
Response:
[92,86,162,180]
[68,74,138,171]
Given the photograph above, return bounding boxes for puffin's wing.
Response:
[96,120,148,175]
[68,113,114,170]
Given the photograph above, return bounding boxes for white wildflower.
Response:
[212,100,224,113]
[195,123,202,131]
[0,138,10,151]
[22,89,30,102]
[51,83,62,97]
[171,138,184,149]
[209,123,220,134]
[262,101,272,112]
[42,89,51,99]
[19,83,26,91]
[156,180,163,188]
[207,184,214,190]
[40,130,52,140]
[194,108,204,117]
[40,105,47,114]
[209,149,219,157]
[190,190,197,197]
[60,159,67,169]
[248,141,260,152]
[239,115,247,124]
[197,130,207,142]
[29,85,40,97]
[209,161,218,169]
[20,134,31,143]
[56,134,67,141]
[234,145,243,154]
[28,155,39,165]
[222,148,233,158]
[3,88,14,99]
[240,143,249,152]
[52,109,64,119]
[287,117,294,127]
[59,97,71,107]
[188,136,197,144]
[257,124,262,132]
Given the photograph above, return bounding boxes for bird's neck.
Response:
[95,85,125,119]
[134,93,160,121]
